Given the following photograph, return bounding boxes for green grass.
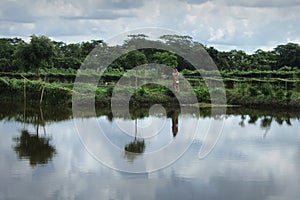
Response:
[1,68,300,108]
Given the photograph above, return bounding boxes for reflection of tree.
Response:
[260,116,273,139]
[124,119,145,162]
[275,116,292,126]
[285,118,292,126]
[13,129,56,166]
[248,115,258,124]
[238,115,246,127]
[13,103,56,167]
[261,116,273,128]
[125,140,145,153]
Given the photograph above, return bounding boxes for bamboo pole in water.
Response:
[23,77,26,125]
[39,105,46,135]
[40,77,46,105]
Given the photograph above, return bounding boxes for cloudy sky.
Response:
[0,0,299,53]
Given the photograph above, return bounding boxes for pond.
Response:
[0,103,300,200]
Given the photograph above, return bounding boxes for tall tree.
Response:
[0,38,24,71]
[252,49,276,70]
[14,35,55,75]
[153,51,178,69]
[206,47,230,70]
[81,40,104,58]
[273,43,300,69]
[121,50,147,70]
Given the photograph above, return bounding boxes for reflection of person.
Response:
[172,68,180,93]
[171,112,179,137]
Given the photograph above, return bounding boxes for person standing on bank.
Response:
[173,68,180,93]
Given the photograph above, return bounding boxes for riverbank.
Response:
[1,86,300,109]
[1,70,300,108]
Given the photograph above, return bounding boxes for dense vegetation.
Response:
[0,34,300,108]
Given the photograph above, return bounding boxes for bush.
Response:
[279,66,292,71]
[164,88,175,97]
[137,87,146,96]
[286,91,293,102]
[194,87,210,103]
[294,81,300,92]
[248,86,260,96]
[106,86,114,97]
[236,83,248,95]
[275,89,285,102]
[210,88,226,103]
[261,83,274,96]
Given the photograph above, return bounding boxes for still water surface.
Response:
[0,104,300,200]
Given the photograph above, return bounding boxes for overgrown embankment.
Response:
[1,68,300,108]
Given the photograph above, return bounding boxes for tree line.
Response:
[0,34,299,73]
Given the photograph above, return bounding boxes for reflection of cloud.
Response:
[172,115,300,199]
[1,114,300,199]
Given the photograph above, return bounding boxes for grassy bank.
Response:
[1,69,300,108]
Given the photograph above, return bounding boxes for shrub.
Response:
[286,91,293,102]
[294,81,300,92]
[275,89,285,102]
[194,87,210,103]
[248,86,260,96]
[279,66,292,71]
[137,87,146,96]
[106,86,114,97]
[261,83,274,97]
[164,88,175,97]
[210,88,226,103]
[236,83,248,95]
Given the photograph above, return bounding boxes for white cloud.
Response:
[0,0,299,52]
[220,0,300,8]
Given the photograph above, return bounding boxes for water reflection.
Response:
[124,119,145,161]
[237,112,294,128]
[234,111,295,139]
[12,104,56,166]
[168,110,180,137]
[2,104,300,166]
[13,129,56,166]
[1,103,300,199]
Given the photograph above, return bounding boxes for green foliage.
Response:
[286,91,293,102]
[53,56,82,69]
[275,89,285,102]
[236,83,248,95]
[122,50,147,70]
[0,58,12,71]
[135,88,144,97]
[206,47,230,70]
[261,83,274,97]
[294,81,300,92]
[14,35,55,74]
[164,88,175,97]
[153,51,178,69]
[274,43,300,69]
[0,34,299,74]
[279,66,292,71]
[193,87,210,103]
[106,86,114,97]
[252,49,277,70]
[1,34,300,108]
[0,38,22,72]
[248,86,260,96]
